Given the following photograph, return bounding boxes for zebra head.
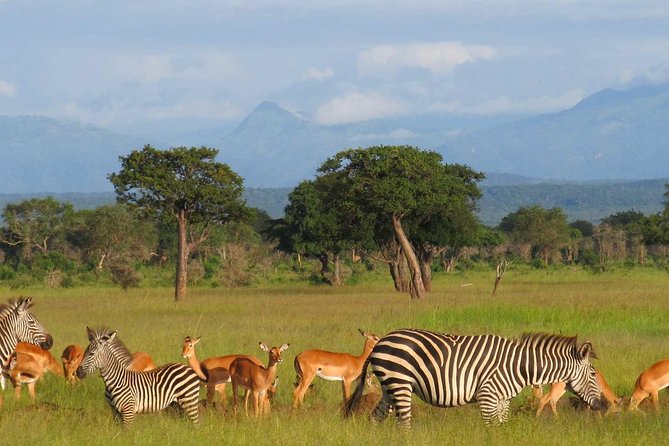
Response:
[566,341,604,411]
[6,297,53,350]
[76,326,118,379]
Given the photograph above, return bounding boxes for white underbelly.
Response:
[316,370,343,381]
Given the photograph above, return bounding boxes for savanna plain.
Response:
[1,268,668,446]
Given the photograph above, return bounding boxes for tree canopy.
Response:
[109,145,250,300]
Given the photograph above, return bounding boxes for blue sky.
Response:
[0,0,668,134]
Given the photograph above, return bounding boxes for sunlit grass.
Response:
[0,267,668,444]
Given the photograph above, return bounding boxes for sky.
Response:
[0,0,668,135]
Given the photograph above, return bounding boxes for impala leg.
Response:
[28,382,37,404]
[245,389,252,416]
[549,387,565,419]
[13,382,21,401]
[232,380,239,416]
[293,372,315,408]
[651,390,660,413]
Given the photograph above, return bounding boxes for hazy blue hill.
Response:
[478,178,668,226]
[441,83,669,180]
[0,116,146,193]
[217,101,342,187]
[1,179,666,225]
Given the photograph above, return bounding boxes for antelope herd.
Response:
[3,297,669,428]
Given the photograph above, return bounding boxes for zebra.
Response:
[344,329,604,428]
[0,297,53,396]
[76,327,201,427]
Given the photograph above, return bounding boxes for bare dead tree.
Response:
[492,259,510,297]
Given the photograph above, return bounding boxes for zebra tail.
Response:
[342,356,371,418]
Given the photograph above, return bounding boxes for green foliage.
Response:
[109,145,248,224]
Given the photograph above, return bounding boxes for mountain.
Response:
[216,101,511,187]
[0,116,146,193]
[440,84,669,180]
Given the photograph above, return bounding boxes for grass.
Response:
[1,268,669,445]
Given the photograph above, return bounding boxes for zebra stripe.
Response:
[0,297,53,392]
[345,329,603,428]
[77,327,201,427]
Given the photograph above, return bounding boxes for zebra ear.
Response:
[578,341,597,359]
[87,326,95,342]
[17,297,32,314]
[103,331,117,344]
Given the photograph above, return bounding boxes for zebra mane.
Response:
[0,297,32,322]
[517,332,578,350]
[91,327,133,366]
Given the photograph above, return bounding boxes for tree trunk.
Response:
[391,214,425,299]
[175,209,189,301]
[332,253,342,286]
[319,253,330,283]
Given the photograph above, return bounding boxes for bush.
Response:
[109,263,142,291]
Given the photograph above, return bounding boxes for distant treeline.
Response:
[2,179,665,225]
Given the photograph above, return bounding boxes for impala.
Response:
[629,358,669,412]
[61,344,84,384]
[534,369,622,417]
[181,336,263,408]
[129,351,156,372]
[293,329,379,408]
[230,342,289,417]
[62,344,155,383]
[5,343,63,403]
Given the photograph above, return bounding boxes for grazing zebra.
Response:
[344,329,604,428]
[76,327,201,427]
[0,297,53,398]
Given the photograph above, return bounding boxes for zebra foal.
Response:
[344,329,604,428]
[76,327,201,427]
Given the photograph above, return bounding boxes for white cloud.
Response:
[51,97,243,127]
[109,50,243,85]
[358,42,494,75]
[303,67,335,81]
[430,89,585,115]
[0,80,16,96]
[349,128,417,142]
[314,91,406,125]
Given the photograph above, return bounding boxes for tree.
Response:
[499,206,570,265]
[69,204,156,272]
[0,197,73,259]
[109,145,249,301]
[317,145,483,299]
[277,179,362,286]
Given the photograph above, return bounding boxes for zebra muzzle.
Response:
[40,334,54,350]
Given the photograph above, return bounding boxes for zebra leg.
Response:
[369,383,394,423]
[478,390,508,425]
[120,408,135,428]
[177,394,200,425]
[390,384,414,430]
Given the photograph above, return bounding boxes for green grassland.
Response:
[1,268,668,445]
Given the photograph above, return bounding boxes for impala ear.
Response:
[358,328,366,337]
[259,342,269,352]
[579,341,597,360]
[194,337,201,345]
[279,343,289,352]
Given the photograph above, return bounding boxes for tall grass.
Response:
[0,268,668,445]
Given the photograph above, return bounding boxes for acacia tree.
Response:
[318,145,483,299]
[109,145,249,301]
[0,197,73,259]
